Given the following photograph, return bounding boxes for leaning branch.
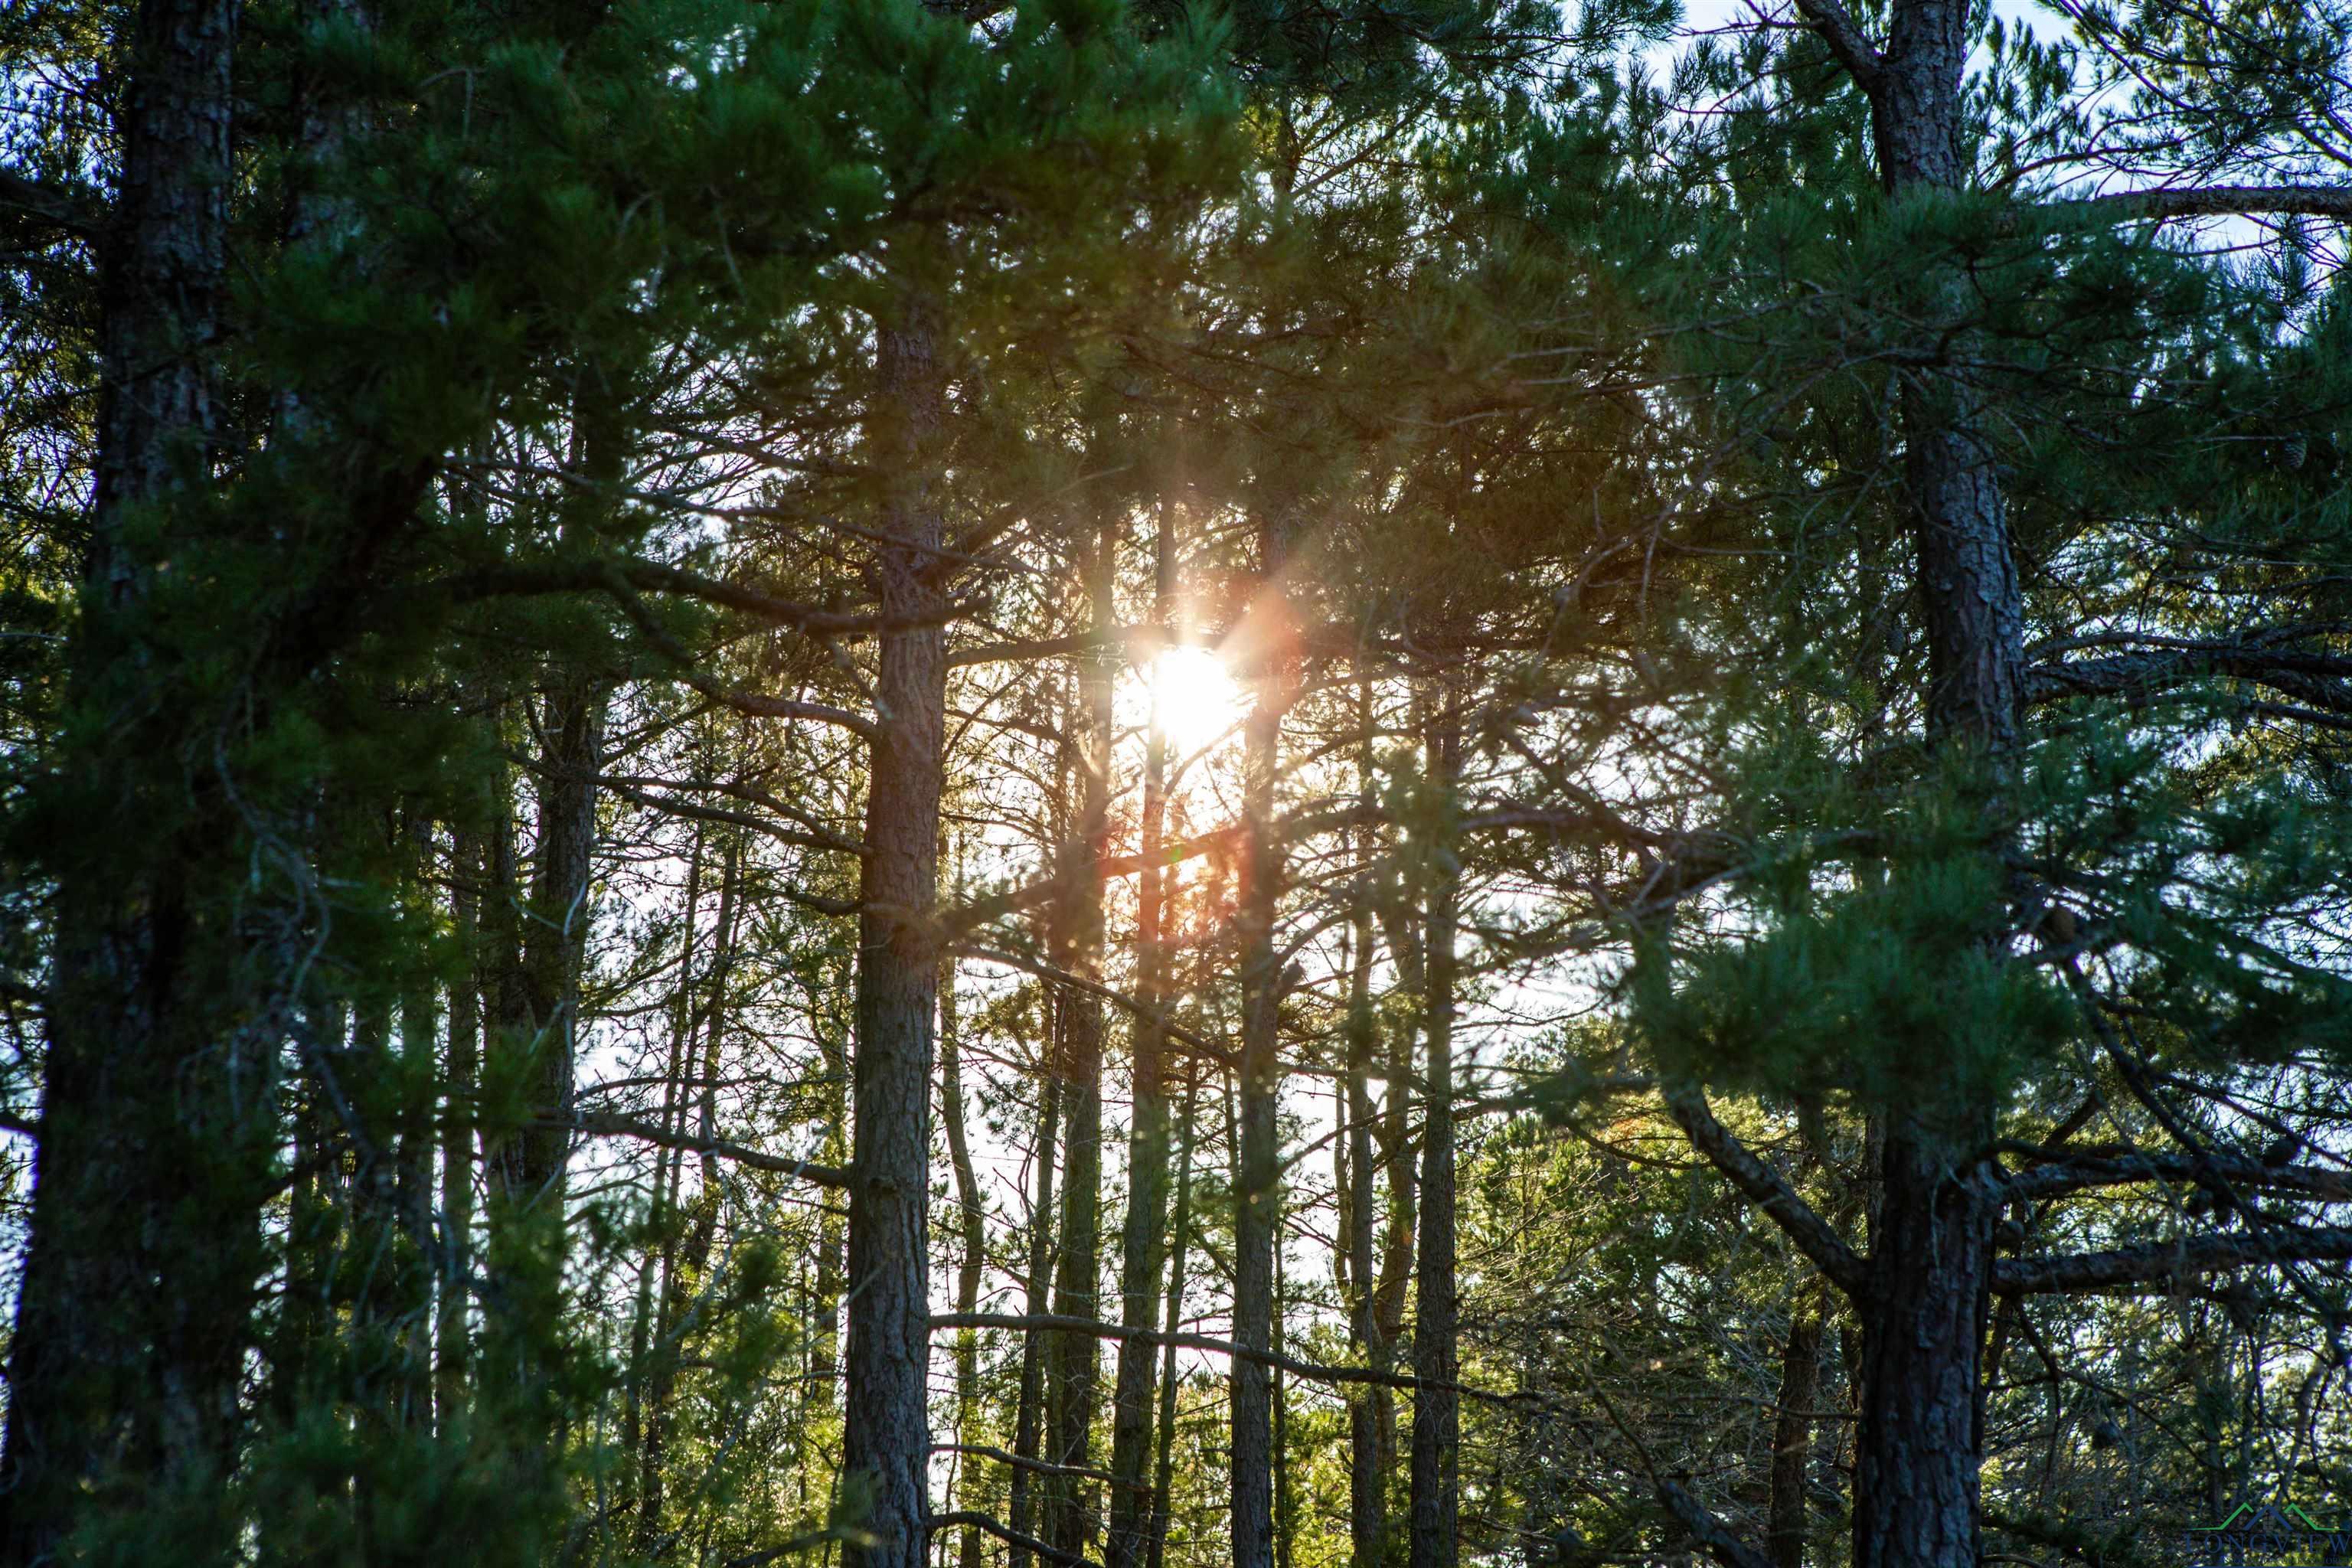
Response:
[1662,1083,1873,1301]
[1789,0,1884,90]
[552,1111,851,1188]
[928,1312,1527,1407]
[927,1513,1093,1568]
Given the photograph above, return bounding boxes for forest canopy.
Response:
[4,1,2352,1566]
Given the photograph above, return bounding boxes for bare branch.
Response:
[926,1513,1093,1568]
[927,1312,1527,1406]
[1995,1227,2352,1295]
[1662,1083,1873,1301]
[2062,184,2352,224]
[554,1111,851,1188]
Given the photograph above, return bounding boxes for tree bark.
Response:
[1408,713,1462,1568]
[842,299,949,1568]
[1843,4,2027,1565]
[1011,1070,1066,1568]
[0,1,253,1555]
[1768,1299,1824,1568]
[1106,502,1178,1568]
[1047,518,1117,1558]
[1144,1063,1200,1568]
[940,926,990,1568]
[1228,518,1292,1568]
[1346,689,1388,1568]
[439,825,483,1426]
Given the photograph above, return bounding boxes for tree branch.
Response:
[927,1312,1526,1406]
[1659,1478,1777,1568]
[926,1513,1094,1568]
[0,165,103,236]
[1994,1227,2352,1295]
[2001,1146,2352,1204]
[2063,184,2352,224]
[553,1111,851,1188]
[1662,1083,1873,1301]
[1790,0,1884,90]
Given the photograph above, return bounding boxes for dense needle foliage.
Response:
[4,2,2352,1566]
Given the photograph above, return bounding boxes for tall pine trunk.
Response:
[1145,1063,1200,1568]
[1846,5,2024,1563]
[1106,502,1178,1568]
[1229,515,1290,1568]
[439,825,483,1425]
[1011,1070,1065,1568]
[1,1,255,1554]
[1345,818,1387,1568]
[940,936,988,1568]
[1047,518,1116,1557]
[842,300,949,1568]
[1407,712,1461,1568]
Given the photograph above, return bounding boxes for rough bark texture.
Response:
[1408,717,1461,1568]
[0,1,250,1555]
[1816,3,2030,1563]
[1852,1123,1997,1568]
[1767,1301,1823,1568]
[843,304,949,1568]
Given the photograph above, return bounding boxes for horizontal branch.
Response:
[928,1312,1524,1406]
[554,1111,850,1188]
[2064,184,2352,225]
[1661,1083,1873,1301]
[2026,639,2352,719]
[933,1442,1142,1491]
[2001,1145,2352,1204]
[926,1513,1093,1568]
[0,165,103,236]
[950,944,1238,1072]
[1994,1226,2352,1295]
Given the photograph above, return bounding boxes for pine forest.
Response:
[6,2,2352,1566]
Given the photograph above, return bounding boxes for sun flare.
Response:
[1151,645,1245,756]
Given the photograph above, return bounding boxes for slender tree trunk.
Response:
[940,933,988,1568]
[1346,690,1387,1568]
[1011,1071,1066,1568]
[1272,1245,1298,1568]
[439,826,483,1426]
[482,665,606,1423]
[1229,516,1292,1568]
[1145,1065,1200,1568]
[1048,521,1116,1554]
[1408,714,1462,1568]
[631,825,708,1547]
[1769,1298,1824,1568]
[1106,501,1178,1568]
[1,3,252,1554]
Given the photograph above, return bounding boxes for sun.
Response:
[1151,645,1246,756]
